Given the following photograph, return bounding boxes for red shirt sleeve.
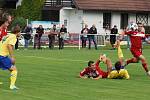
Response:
[80,68,87,76]
[94,60,100,68]
[125,31,132,35]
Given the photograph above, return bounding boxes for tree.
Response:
[14,0,45,21]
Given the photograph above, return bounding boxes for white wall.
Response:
[60,8,150,33]
[128,13,136,23]
[111,12,121,29]
[83,11,103,33]
[60,7,83,33]
[148,14,150,26]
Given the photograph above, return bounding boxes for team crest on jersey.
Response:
[1,35,9,43]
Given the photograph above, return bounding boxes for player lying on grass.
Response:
[79,41,129,79]
[107,40,129,79]
[0,25,20,90]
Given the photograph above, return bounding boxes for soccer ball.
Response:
[128,23,138,31]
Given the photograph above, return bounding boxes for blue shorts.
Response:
[0,56,12,70]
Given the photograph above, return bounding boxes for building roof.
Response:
[74,0,150,12]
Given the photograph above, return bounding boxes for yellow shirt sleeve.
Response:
[8,34,17,46]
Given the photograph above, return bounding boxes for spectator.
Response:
[48,25,58,49]
[88,24,97,50]
[81,24,89,48]
[110,25,118,50]
[23,25,32,49]
[58,25,67,49]
[34,25,44,49]
[15,38,19,50]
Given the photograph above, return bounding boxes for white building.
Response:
[53,0,150,34]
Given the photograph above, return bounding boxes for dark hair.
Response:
[115,61,121,70]
[0,13,11,26]
[12,25,21,34]
[137,23,142,25]
[88,61,94,67]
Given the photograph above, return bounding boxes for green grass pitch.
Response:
[0,47,150,100]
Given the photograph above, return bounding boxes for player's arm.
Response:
[123,70,130,79]
[8,44,15,65]
[79,69,88,79]
[95,60,100,67]
[106,58,113,73]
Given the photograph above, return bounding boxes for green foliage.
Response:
[14,0,45,21]
[1,48,150,100]
[9,17,26,31]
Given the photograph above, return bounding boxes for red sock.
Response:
[142,63,149,72]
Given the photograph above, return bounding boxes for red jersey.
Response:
[125,31,145,49]
[0,28,7,41]
[80,60,108,78]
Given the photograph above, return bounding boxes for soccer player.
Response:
[80,39,129,79]
[0,25,20,90]
[122,23,150,76]
[0,13,12,41]
[107,40,130,79]
[79,59,109,79]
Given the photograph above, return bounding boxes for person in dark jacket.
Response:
[88,24,97,50]
[58,25,67,49]
[48,25,58,49]
[81,24,89,48]
[34,25,44,49]
[110,25,118,50]
[23,25,32,49]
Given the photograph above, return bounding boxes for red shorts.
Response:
[130,48,142,58]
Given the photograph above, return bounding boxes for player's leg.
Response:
[9,66,19,90]
[138,55,150,75]
[126,57,139,65]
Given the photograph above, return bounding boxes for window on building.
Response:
[64,19,67,26]
[103,13,111,29]
[136,13,148,26]
[121,13,128,29]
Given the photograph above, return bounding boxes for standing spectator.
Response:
[23,25,32,49]
[0,13,12,41]
[110,25,118,50]
[88,24,97,50]
[81,24,89,48]
[15,38,19,50]
[58,25,67,49]
[34,25,44,49]
[48,25,58,49]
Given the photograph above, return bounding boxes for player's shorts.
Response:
[130,48,142,58]
[0,56,12,70]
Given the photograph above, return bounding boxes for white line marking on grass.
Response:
[24,56,88,63]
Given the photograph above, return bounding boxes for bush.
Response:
[9,17,26,31]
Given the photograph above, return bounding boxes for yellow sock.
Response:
[118,45,124,58]
[10,70,17,87]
